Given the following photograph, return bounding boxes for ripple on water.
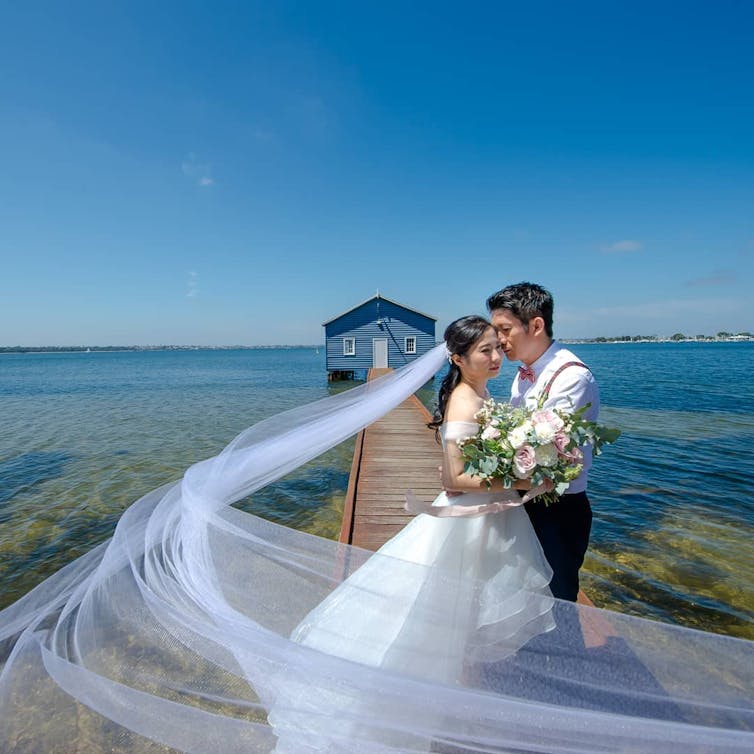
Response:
[0,450,74,507]
[585,502,754,639]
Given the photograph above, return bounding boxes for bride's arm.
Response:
[442,388,530,493]
[441,436,530,493]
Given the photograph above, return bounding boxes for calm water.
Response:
[1,344,752,639]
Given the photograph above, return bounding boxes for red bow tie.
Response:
[518,366,536,382]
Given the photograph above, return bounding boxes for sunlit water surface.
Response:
[1,343,752,639]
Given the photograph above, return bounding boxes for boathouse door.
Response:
[372,338,388,368]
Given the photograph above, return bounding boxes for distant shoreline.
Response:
[1,339,753,354]
[0,345,321,354]
[560,337,753,344]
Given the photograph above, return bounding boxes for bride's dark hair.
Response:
[428,315,493,438]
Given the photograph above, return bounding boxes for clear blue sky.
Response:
[1,1,752,345]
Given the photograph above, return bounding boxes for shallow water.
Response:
[1,343,752,639]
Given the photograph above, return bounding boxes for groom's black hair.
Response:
[486,282,554,338]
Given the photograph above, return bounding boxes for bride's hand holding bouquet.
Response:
[459,398,620,505]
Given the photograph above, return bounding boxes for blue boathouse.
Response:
[323,294,436,380]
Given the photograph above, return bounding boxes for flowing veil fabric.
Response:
[265,420,557,753]
[1,342,753,753]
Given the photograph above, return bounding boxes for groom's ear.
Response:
[529,316,546,337]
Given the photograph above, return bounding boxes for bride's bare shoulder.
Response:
[445,384,484,423]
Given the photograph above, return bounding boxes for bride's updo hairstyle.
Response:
[428,315,493,438]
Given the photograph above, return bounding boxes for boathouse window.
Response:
[404,336,417,354]
[343,337,356,356]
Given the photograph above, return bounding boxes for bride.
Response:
[266,316,555,752]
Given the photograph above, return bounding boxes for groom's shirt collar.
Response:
[527,341,559,379]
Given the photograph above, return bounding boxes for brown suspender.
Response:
[540,361,589,400]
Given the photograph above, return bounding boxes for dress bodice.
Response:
[440,421,479,445]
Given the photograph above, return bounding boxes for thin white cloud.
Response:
[685,269,736,288]
[181,153,215,187]
[186,270,199,298]
[601,240,644,254]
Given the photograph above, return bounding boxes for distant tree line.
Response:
[581,331,752,343]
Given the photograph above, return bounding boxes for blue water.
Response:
[1,343,752,638]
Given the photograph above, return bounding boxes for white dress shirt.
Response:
[510,341,600,494]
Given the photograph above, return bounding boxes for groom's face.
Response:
[490,309,540,365]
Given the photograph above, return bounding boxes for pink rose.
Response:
[553,431,570,453]
[562,446,583,464]
[531,409,564,431]
[513,444,536,478]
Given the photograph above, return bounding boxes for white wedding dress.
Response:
[266,421,555,753]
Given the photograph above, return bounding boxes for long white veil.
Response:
[1,342,752,753]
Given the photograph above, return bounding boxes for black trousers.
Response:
[523,491,592,601]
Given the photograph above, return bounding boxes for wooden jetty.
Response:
[338,367,610,644]
[339,368,443,550]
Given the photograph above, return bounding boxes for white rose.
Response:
[481,425,501,440]
[508,424,530,449]
[533,421,556,443]
[534,443,558,467]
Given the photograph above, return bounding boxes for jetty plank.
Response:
[339,368,443,550]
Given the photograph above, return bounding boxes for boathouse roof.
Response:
[322,294,436,326]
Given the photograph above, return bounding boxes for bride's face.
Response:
[456,327,502,381]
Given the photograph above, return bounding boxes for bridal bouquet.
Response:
[459,399,620,505]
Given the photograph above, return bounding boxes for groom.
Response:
[487,282,599,602]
